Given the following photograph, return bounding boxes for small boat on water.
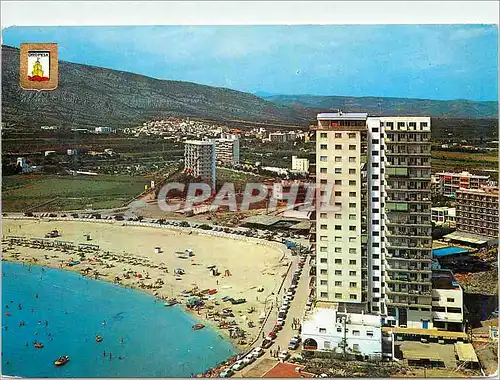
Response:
[164,298,178,306]
[33,341,44,348]
[54,355,70,366]
[95,335,103,343]
[192,323,205,330]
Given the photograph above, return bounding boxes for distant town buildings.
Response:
[184,140,216,190]
[434,171,490,198]
[94,126,114,134]
[269,131,296,143]
[215,134,240,165]
[291,156,309,173]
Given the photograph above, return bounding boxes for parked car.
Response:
[243,355,256,365]
[219,368,234,378]
[288,338,299,350]
[232,360,246,371]
[261,338,274,348]
[278,350,290,361]
[267,331,277,339]
[252,347,264,358]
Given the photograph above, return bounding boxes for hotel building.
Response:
[435,171,490,198]
[455,187,499,238]
[215,134,240,165]
[184,140,216,190]
[310,112,433,328]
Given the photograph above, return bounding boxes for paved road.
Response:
[236,251,311,377]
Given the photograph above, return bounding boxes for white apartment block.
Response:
[431,207,456,226]
[291,156,310,173]
[311,112,436,330]
[215,134,240,165]
[435,171,490,198]
[184,140,216,190]
[302,306,382,358]
[431,270,464,331]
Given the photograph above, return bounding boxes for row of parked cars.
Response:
[219,347,265,377]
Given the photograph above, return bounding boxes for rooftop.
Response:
[262,362,315,378]
[436,171,490,179]
[184,140,214,145]
[317,112,368,121]
[456,186,499,196]
[431,270,461,290]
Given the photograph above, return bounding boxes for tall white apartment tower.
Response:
[312,113,433,328]
[184,140,216,191]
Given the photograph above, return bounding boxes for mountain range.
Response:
[2,45,498,129]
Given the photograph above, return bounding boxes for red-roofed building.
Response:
[262,362,315,378]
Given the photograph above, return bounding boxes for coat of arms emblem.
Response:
[20,43,58,90]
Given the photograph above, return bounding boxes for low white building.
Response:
[301,306,382,359]
[431,207,456,226]
[431,270,464,331]
[95,126,114,134]
[291,156,310,173]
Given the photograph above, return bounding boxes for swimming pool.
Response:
[432,246,469,257]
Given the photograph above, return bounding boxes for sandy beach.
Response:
[2,218,290,349]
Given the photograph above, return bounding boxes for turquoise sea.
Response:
[1,262,237,377]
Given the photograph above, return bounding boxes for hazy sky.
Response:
[3,25,498,101]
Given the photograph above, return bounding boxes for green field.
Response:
[2,174,149,212]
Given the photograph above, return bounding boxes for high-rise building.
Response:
[311,112,433,328]
[184,140,216,190]
[215,134,240,165]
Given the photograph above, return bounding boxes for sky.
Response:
[2,25,498,101]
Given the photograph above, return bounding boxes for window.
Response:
[320,144,328,150]
[349,214,356,220]
[373,231,379,236]
[373,220,379,224]
[335,168,342,174]
[335,191,342,197]
[372,150,379,156]
[335,293,342,298]
[447,298,455,303]
[350,294,357,300]
[320,293,328,299]
[349,237,356,242]
[324,341,331,350]
[320,257,327,263]
[335,270,342,276]
[372,139,379,144]
[320,280,328,285]
[349,157,356,163]
[372,242,380,247]
[353,344,360,352]
[320,156,327,162]
[335,236,342,242]
[348,133,356,139]
[372,197,379,202]
[349,248,356,254]
[366,331,374,337]
[335,225,342,230]
[349,168,356,174]
[335,133,342,138]
[349,145,356,150]
[373,265,380,270]
[349,202,356,208]
[372,162,379,168]
[349,270,356,276]
[349,260,356,265]
[349,226,356,231]
[335,281,342,286]
[372,174,379,179]
[373,186,379,190]
[352,329,360,336]
[349,180,356,186]
[372,208,379,214]
[320,224,327,230]
[386,122,393,128]
[320,167,327,173]
[320,236,328,241]
[320,132,328,138]
[373,284,379,289]
[349,282,357,288]
[420,122,428,128]
[335,156,342,162]
[372,254,379,259]
[448,307,462,313]
[432,297,440,302]
[320,269,328,275]
[335,144,342,150]
[335,259,342,264]
[335,180,342,185]
[397,122,405,128]
[320,212,327,219]
[335,214,342,219]
[349,192,356,197]
[337,327,342,332]
[335,247,342,253]
[320,179,327,184]
[409,122,416,128]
